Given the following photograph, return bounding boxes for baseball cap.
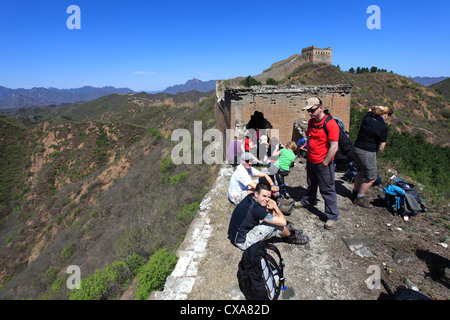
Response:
[302,97,322,110]
[241,152,252,161]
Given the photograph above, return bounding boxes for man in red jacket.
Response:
[296,97,340,229]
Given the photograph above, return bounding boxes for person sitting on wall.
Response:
[227,181,309,251]
[267,140,297,198]
[228,152,277,205]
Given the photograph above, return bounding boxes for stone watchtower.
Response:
[301,46,332,65]
[215,45,350,159]
[215,84,352,153]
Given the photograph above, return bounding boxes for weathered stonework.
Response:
[215,84,352,150]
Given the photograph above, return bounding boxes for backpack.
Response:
[383,185,406,216]
[342,161,382,185]
[383,181,426,218]
[308,114,354,171]
[393,178,427,214]
[342,161,358,183]
[237,241,285,300]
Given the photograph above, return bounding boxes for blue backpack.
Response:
[383,179,427,217]
[383,185,406,216]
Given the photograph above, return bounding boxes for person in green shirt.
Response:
[268,141,297,198]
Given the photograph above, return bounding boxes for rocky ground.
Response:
[187,158,449,300]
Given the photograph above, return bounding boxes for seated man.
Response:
[228,152,276,205]
[227,182,309,251]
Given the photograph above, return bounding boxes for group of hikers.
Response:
[226,97,393,250]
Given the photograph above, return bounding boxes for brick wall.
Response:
[216,84,352,153]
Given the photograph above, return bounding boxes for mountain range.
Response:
[0,86,135,109]
[162,78,216,94]
[410,76,448,87]
[1,76,446,110]
[0,79,217,110]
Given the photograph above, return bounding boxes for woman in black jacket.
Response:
[352,106,393,208]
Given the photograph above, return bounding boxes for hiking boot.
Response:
[277,198,294,206]
[278,198,295,216]
[354,196,371,208]
[284,231,309,245]
[286,221,303,235]
[293,200,317,208]
[324,220,336,230]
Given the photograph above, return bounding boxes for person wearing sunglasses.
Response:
[228,152,277,205]
[296,97,340,230]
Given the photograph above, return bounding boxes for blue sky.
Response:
[0,0,449,92]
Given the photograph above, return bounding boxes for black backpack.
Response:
[309,113,354,171]
[237,241,285,300]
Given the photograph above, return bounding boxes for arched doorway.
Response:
[245,111,273,162]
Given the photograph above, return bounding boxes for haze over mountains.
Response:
[0,86,135,109]
[410,76,448,87]
[0,79,217,110]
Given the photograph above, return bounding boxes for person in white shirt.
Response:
[228,152,277,205]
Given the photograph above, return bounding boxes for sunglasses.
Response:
[307,105,321,113]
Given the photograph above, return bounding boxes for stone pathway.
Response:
[151,159,448,300]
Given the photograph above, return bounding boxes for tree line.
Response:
[347,67,390,74]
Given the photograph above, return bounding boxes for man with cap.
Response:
[228,152,277,205]
[296,97,340,229]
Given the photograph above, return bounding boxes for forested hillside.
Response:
[0,90,217,299]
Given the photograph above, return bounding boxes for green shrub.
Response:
[147,127,161,138]
[176,201,199,226]
[169,172,188,186]
[241,76,262,87]
[266,78,279,85]
[135,249,178,300]
[60,243,76,261]
[69,261,128,300]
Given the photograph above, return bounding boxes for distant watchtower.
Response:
[301,46,332,65]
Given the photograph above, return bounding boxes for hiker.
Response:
[267,140,297,198]
[352,106,393,208]
[266,136,281,164]
[297,137,307,158]
[228,182,309,251]
[258,134,269,162]
[226,134,245,165]
[228,152,276,205]
[296,97,340,230]
[244,132,256,153]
